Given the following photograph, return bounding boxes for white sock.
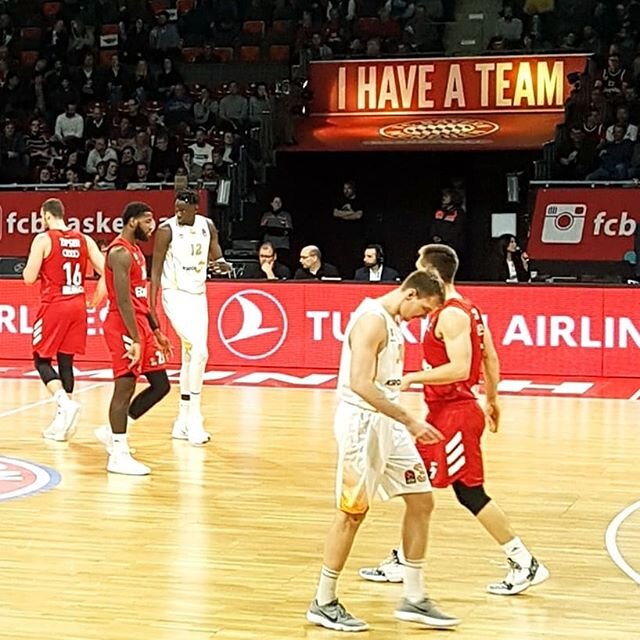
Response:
[180,345,191,397]
[190,391,201,417]
[501,536,533,568]
[111,433,128,453]
[402,558,424,604]
[178,396,190,421]
[316,565,340,606]
[188,348,207,403]
[53,389,71,408]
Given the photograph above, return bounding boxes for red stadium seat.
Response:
[356,17,381,37]
[20,50,39,67]
[177,0,194,14]
[149,0,170,14]
[269,45,290,63]
[272,19,295,35]
[101,24,119,35]
[213,47,234,62]
[242,20,266,36]
[239,46,261,63]
[20,27,42,42]
[99,49,118,67]
[42,2,62,18]
[182,47,203,63]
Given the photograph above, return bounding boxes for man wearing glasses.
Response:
[242,242,291,280]
[295,245,340,280]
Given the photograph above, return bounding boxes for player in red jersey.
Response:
[23,198,105,441]
[96,202,171,476]
[359,244,549,596]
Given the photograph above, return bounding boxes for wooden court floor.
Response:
[0,379,639,640]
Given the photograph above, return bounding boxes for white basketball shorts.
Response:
[333,401,431,515]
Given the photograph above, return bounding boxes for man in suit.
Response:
[242,242,291,280]
[294,245,340,280]
[354,245,400,282]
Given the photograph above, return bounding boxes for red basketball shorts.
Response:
[32,297,87,359]
[416,400,485,488]
[103,312,166,379]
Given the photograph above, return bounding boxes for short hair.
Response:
[42,198,64,219]
[259,241,275,254]
[416,244,459,284]
[401,270,445,300]
[122,201,153,224]
[176,189,199,205]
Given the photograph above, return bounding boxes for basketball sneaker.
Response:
[95,425,113,453]
[107,450,150,476]
[187,416,211,446]
[486,557,550,595]
[43,401,80,441]
[306,599,369,632]
[359,548,404,583]
[171,417,190,441]
[394,598,461,628]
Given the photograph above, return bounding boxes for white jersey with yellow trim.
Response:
[160,215,211,295]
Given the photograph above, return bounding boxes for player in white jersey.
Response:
[150,190,230,445]
[307,271,461,633]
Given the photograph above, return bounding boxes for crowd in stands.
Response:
[510,0,640,181]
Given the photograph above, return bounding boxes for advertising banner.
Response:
[528,188,638,262]
[0,281,637,377]
[295,54,588,151]
[0,190,207,257]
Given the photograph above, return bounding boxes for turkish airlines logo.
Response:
[217,289,288,360]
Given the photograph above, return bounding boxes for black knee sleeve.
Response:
[128,370,171,420]
[33,355,59,385]
[57,353,74,394]
[452,482,491,516]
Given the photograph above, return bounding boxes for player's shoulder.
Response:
[439,303,472,325]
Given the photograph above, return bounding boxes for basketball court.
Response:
[1,372,639,640]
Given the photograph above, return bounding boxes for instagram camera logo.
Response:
[541,204,587,244]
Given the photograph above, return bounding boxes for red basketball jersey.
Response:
[39,229,89,304]
[422,297,485,404]
[104,236,150,318]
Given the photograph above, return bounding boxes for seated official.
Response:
[294,245,340,280]
[242,242,291,280]
[353,244,400,282]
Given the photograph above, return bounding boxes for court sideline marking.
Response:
[605,500,640,585]
[0,382,107,419]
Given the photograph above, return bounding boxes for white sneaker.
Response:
[42,409,65,441]
[187,416,211,446]
[107,451,150,476]
[171,418,189,440]
[43,401,80,441]
[486,557,550,595]
[359,549,404,583]
[95,425,113,454]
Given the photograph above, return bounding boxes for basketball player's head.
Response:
[397,270,445,321]
[175,190,199,225]
[122,201,155,242]
[416,244,459,284]
[40,198,65,229]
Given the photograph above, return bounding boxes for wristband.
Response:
[147,313,159,331]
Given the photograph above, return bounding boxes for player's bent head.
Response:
[415,244,459,284]
[401,269,445,301]
[41,197,65,220]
